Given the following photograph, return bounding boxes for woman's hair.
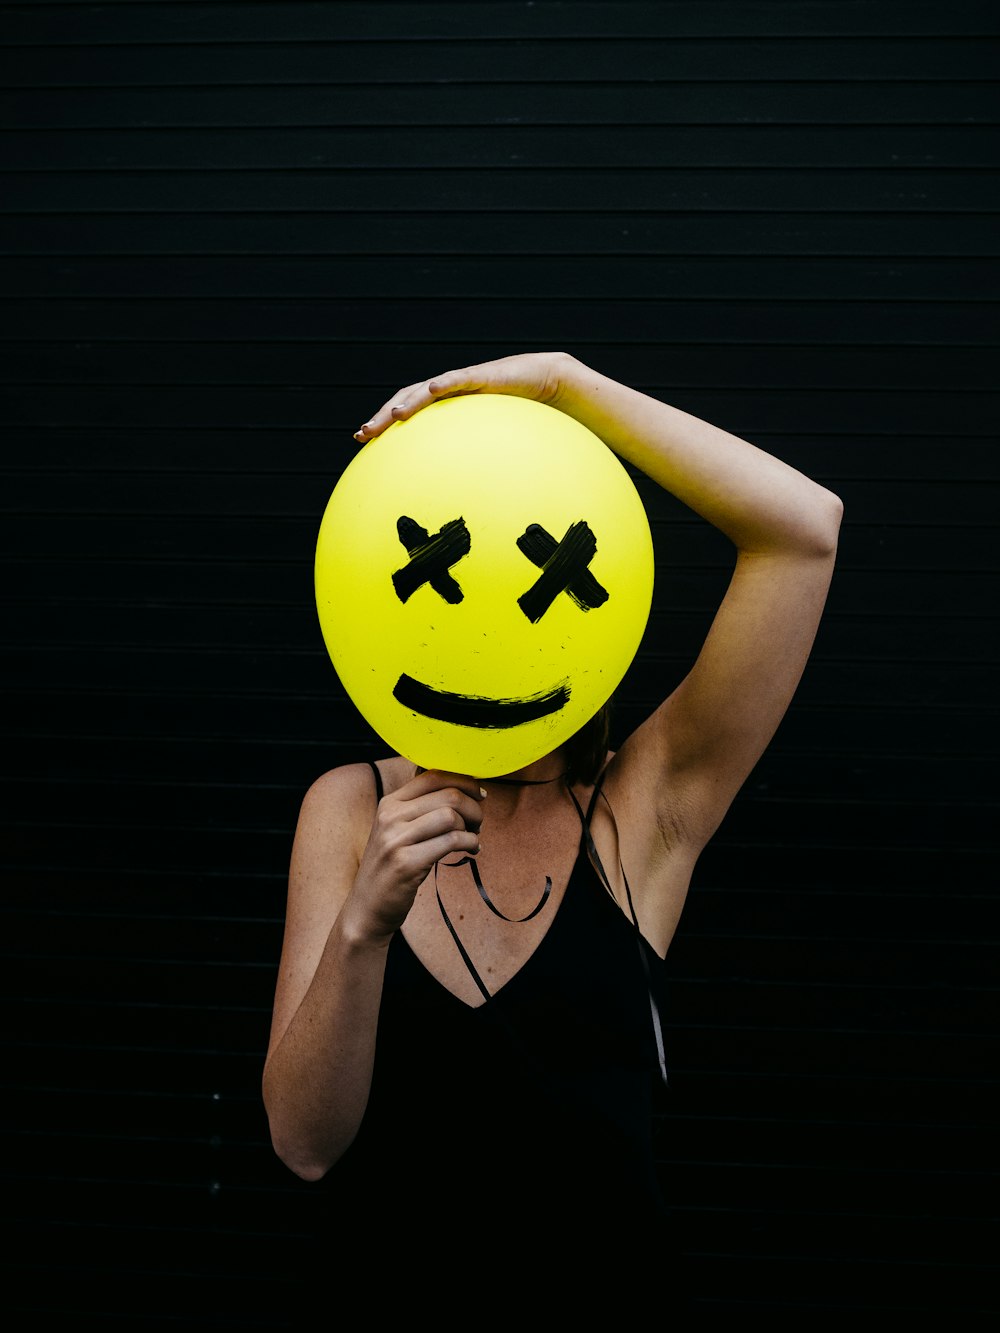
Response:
[561,697,613,787]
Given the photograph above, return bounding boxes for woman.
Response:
[262,352,842,1301]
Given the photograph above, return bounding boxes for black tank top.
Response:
[313,761,676,1273]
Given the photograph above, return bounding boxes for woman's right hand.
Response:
[346,768,486,941]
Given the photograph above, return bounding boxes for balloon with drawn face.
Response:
[314,394,654,777]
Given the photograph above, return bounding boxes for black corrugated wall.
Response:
[3,1,998,1322]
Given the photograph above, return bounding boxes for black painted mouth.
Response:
[392,672,570,729]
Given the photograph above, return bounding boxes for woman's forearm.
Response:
[262,910,389,1182]
[553,355,843,557]
[263,767,485,1183]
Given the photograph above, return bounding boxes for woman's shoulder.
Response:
[291,756,407,879]
[293,758,384,856]
[299,753,410,816]
[369,753,417,797]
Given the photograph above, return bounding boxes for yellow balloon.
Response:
[314,394,654,777]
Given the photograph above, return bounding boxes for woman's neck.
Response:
[484,754,567,786]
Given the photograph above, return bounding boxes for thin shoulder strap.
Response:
[585,765,608,823]
[569,779,669,1089]
[369,760,494,1007]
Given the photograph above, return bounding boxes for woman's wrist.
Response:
[333,895,397,955]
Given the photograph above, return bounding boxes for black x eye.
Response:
[517,521,609,623]
[392,515,471,604]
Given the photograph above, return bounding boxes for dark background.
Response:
[3,0,998,1323]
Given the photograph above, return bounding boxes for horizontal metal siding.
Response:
[2,0,998,1320]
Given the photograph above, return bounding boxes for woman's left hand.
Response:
[352,352,573,443]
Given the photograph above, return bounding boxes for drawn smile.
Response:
[392,673,570,729]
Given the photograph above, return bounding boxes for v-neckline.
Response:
[397,850,579,1010]
[368,758,604,1010]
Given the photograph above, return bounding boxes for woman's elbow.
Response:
[262,1082,344,1182]
[268,1124,338,1184]
[807,484,844,558]
[280,1152,330,1185]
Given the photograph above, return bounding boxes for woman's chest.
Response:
[401,839,575,1005]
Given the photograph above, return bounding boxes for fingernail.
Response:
[480,787,488,798]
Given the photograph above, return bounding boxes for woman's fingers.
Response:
[353,378,439,441]
[404,806,483,857]
[392,789,484,836]
[382,772,486,842]
[372,797,481,891]
[353,377,467,442]
[397,768,486,801]
[370,770,485,864]
[351,354,567,444]
[404,799,476,834]
[353,771,484,925]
